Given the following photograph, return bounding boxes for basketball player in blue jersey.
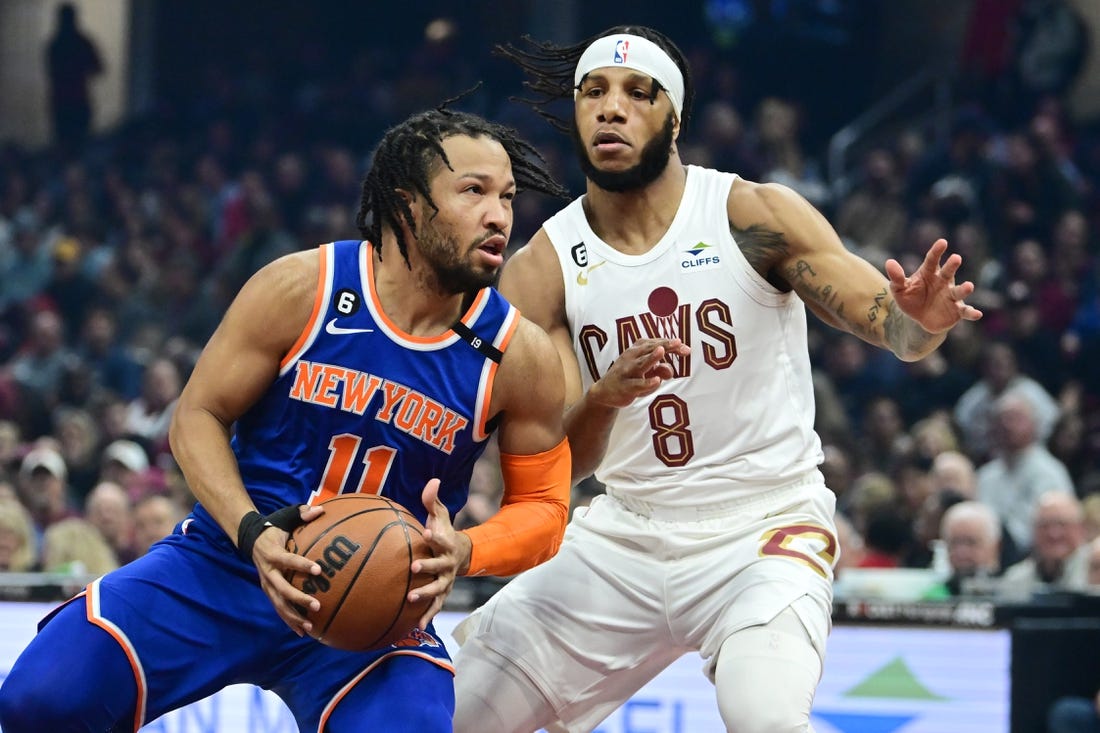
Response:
[452,27,984,733]
[0,109,573,733]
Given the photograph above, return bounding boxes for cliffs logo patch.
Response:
[681,241,720,271]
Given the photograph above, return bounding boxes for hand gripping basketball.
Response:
[236,505,307,562]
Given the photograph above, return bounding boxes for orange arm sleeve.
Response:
[461,437,571,577]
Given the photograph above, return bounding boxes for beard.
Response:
[572,114,676,193]
[416,219,498,296]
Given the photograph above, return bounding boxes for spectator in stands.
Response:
[895,347,973,426]
[16,445,78,533]
[694,100,762,181]
[97,439,150,500]
[986,129,1080,246]
[905,106,996,223]
[0,499,38,572]
[930,450,978,498]
[835,147,908,261]
[859,396,913,473]
[41,516,118,577]
[954,340,1061,462]
[910,413,962,461]
[932,447,1027,567]
[8,309,75,412]
[131,493,185,556]
[0,217,53,315]
[977,392,1075,551]
[1001,280,1068,393]
[858,507,915,569]
[1047,208,1092,329]
[754,97,831,209]
[910,487,967,569]
[838,470,896,535]
[1051,408,1095,485]
[74,306,145,401]
[928,500,1002,597]
[999,491,1087,598]
[821,334,901,430]
[53,406,102,502]
[122,356,181,455]
[84,481,136,565]
[44,3,103,156]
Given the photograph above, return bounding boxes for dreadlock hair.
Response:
[355,105,569,267]
[494,25,694,136]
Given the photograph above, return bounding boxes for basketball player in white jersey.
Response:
[452,25,983,733]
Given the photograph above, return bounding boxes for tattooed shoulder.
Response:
[730,223,788,281]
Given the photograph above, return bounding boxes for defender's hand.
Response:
[589,338,691,408]
[885,238,983,333]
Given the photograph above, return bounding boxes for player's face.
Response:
[415,134,515,295]
[573,66,678,192]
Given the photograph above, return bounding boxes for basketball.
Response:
[285,494,433,652]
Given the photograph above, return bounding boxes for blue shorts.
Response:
[28,515,454,731]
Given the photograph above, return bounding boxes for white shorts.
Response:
[454,472,837,733]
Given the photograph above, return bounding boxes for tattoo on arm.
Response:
[780,257,873,337]
[735,222,935,356]
[730,223,788,279]
[882,300,937,356]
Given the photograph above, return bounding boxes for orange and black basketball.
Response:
[285,494,433,651]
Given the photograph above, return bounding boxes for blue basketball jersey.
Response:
[192,239,518,526]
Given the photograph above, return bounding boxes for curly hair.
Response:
[355,106,569,267]
[494,25,694,135]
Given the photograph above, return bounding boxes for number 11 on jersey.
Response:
[312,434,397,503]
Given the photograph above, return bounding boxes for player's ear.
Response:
[395,188,422,233]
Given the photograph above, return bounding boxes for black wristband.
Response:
[236,505,308,563]
[236,510,269,562]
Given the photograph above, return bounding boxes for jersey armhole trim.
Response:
[279,243,332,373]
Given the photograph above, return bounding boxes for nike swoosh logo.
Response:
[576,260,607,286]
[325,318,374,335]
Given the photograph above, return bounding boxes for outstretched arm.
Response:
[730,181,982,361]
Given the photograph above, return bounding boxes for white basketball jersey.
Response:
[544,166,823,506]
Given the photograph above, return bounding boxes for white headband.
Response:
[574,34,685,121]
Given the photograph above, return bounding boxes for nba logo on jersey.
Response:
[613,39,628,63]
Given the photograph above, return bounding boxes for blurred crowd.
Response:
[2,2,1100,606]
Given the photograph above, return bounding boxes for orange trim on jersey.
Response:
[315,650,455,731]
[474,309,520,439]
[280,244,330,370]
[365,246,491,345]
[84,581,147,733]
[461,437,571,577]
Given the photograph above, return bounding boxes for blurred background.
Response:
[2,1,1100,730]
